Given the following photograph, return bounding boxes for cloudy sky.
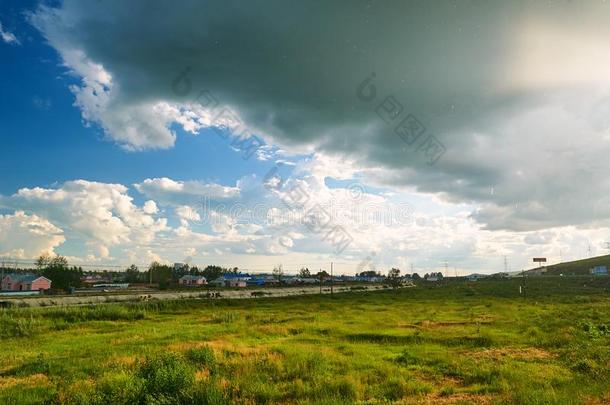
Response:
[2,0,610,274]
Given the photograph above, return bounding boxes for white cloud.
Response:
[29,1,610,233]
[3,173,610,274]
[0,211,65,258]
[279,236,293,248]
[175,205,201,226]
[143,200,158,214]
[2,180,167,259]
[134,177,240,206]
[0,22,19,45]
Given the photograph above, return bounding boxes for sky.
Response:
[2,0,610,275]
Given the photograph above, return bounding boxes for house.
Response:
[354,276,384,283]
[179,275,207,286]
[246,277,266,286]
[467,273,487,281]
[263,275,280,285]
[211,273,250,288]
[81,274,113,285]
[297,277,319,284]
[591,266,608,276]
[92,283,129,289]
[1,274,52,291]
[227,279,247,288]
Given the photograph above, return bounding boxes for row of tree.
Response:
[22,255,445,293]
[36,253,83,291]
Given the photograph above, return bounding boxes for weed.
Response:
[185,345,216,373]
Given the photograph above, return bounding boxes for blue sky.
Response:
[2,0,610,274]
[0,6,274,196]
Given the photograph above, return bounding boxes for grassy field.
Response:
[528,254,610,276]
[1,278,610,404]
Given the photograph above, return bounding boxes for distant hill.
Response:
[526,254,610,276]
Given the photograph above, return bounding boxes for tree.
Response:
[273,264,284,282]
[357,270,381,278]
[125,264,140,283]
[172,263,190,280]
[38,255,82,292]
[36,253,52,270]
[201,265,225,281]
[148,262,173,289]
[411,273,421,281]
[315,270,330,279]
[298,267,311,278]
[387,268,402,289]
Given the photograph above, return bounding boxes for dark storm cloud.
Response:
[31,0,610,230]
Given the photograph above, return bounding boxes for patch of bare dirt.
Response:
[0,373,50,390]
[414,317,495,329]
[414,393,494,404]
[582,394,610,405]
[471,347,555,361]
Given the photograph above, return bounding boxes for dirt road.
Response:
[0,284,394,308]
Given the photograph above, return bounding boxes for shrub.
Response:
[138,352,194,401]
[381,377,406,400]
[96,370,145,405]
[12,354,50,376]
[327,377,358,401]
[439,386,455,397]
[572,358,598,374]
[395,351,420,366]
[185,346,216,373]
[0,313,38,338]
[581,321,610,338]
[47,305,146,323]
[187,383,228,405]
[210,312,239,324]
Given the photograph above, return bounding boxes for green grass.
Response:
[529,253,610,275]
[1,277,610,404]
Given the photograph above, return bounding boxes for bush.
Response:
[381,377,406,400]
[12,354,50,376]
[138,352,194,401]
[327,377,358,401]
[210,312,239,324]
[185,346,216,373]
[47,305,146,323]
[581,321,610,338]
[0,313,38,338]
[96,370,145,405]
[187,383,228,405]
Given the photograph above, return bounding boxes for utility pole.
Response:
[504,256,508,273]
[444,261,448,278]
[319,268,322,294]
[1,259,5,290]
[330,262,334,296]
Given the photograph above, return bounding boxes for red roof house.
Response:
[1,274,52,291]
